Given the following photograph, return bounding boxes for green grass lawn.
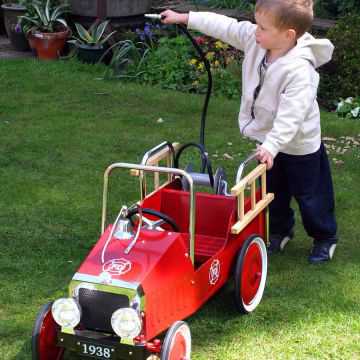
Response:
[0,59,360,360]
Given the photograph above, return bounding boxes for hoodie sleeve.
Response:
[188,12,256,51]
[261,66,319,158]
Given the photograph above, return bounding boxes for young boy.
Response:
[160,0,338,264]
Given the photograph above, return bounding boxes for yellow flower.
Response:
[189,59,197,65]
[197,63,204,71]
[206,52,215,60]
[215,40,228,50]
[214,60,220,67]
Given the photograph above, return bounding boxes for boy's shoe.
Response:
[308,241,337,264]
[268,229,294,255]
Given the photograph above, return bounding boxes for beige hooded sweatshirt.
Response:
[188,12,334,158]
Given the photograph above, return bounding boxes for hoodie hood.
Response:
[288,32,334,68]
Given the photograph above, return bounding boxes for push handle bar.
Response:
[236,151,258,183]
[144,13,212,148]
[141,141,175,166]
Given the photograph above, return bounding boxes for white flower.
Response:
[336,100,344,111]
[351,107,360,118]
[344,97,353,104]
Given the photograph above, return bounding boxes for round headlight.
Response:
[51,298,81,328]
[111,307,142,338]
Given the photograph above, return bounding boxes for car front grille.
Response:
[78,288,129,333]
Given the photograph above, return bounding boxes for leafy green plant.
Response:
[101,31,241,98]
[318,14,360,109]
[69,20,116,48]
[336,97,360,119]
[103,40,149,79]
[126,34,242,99]
[19,0,69,33]
[188,37,242,98]
[138,36,197,91]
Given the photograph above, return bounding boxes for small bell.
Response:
[113,208,134,240]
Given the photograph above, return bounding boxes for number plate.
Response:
[78,341,114,359]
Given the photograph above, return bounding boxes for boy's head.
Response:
[254,0,313,50]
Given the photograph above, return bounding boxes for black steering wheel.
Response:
[127,207,180,232]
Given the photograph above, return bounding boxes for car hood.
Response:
[74,225,190,290]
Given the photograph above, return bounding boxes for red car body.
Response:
[32,143,273,360]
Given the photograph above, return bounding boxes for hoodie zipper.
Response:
[241,55,267,135]
[251,57,267,119]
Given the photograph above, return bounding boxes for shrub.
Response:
[336,97,360,119]
[318,14,360,109]
[136,35,242,99]
[138,36,198,92]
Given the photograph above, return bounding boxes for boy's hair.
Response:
[255,0,314,37]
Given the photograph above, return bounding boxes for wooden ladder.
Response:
[231,164,274,235]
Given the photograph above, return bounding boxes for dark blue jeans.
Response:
[267,143,337,243]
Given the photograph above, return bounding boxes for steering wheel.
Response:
[127,207,180,232]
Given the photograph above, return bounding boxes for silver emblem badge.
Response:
[102,258,132,275]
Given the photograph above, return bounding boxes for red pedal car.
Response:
[32,141,273,360]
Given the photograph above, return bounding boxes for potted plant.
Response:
[68,20,116,64]
[20,0,70,60]
[1,0,30,51]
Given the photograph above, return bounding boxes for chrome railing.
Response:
[102,163,196,264]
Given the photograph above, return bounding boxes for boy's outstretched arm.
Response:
[162,10,255,51]
[161,10,189,25]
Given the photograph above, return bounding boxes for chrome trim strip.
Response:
[72,273,139,291]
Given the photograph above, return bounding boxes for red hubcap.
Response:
[169,332,187,360]
[241,242,263,305]
[38,310,63,360]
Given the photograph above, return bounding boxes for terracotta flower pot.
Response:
[28,28,70,60]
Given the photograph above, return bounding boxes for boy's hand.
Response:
[160,10,189,25]
[256,145,274,170]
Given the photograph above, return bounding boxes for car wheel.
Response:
[32,302,64,360]
[234,235,267,314]
[160,321,191,360]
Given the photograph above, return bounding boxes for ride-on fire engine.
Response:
[31,15,274,360]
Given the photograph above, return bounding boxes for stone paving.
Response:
[0,35,33,59]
